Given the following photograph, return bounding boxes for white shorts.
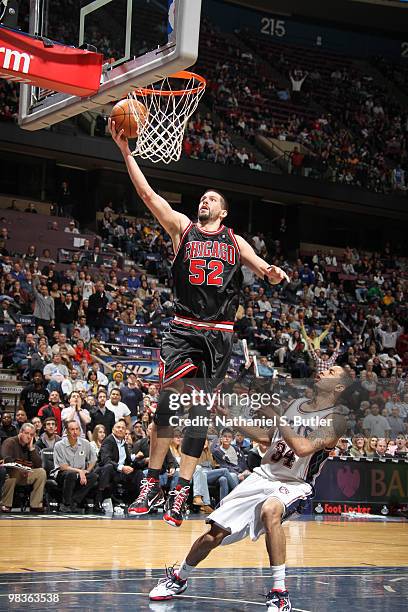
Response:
[206,472,313,546]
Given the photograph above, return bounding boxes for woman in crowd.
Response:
[192,439,239,514]
[132,297,146,320]
[86,370,99,396]
[90,424,106,457]
[364,436,378,457]
[349,434,366,458]
[140,411,152,434]
[136,279,149,301]
[29,260,41,279]
[49,281,61,301]
[73,339,92,365]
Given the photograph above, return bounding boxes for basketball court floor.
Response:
[1,513,407,611]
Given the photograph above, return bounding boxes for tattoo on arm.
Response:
[305,427,335,451]
[305,414,346,452]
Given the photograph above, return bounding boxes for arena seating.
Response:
[0,199,407,513]
[2,4,408,194]
[0,0,407,515]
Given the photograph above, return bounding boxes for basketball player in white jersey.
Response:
[149,365,350,610]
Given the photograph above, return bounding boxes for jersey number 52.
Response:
[189,258,224,286]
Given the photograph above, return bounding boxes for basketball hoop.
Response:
[127,70,206,164]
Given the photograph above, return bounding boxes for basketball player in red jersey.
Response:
[110,119,289,527]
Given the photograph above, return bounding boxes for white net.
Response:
[127,71,206,164]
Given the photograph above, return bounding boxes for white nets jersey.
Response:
[255,397,341,485]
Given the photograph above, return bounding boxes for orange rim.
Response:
[133,71,206,97]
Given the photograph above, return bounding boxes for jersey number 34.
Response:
[189,258,224,286]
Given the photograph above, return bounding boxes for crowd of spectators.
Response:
[183,112,262,170]
[3,10,408,194]
[193,19,408,194]
[0,200,407,513]
[232,235,408,450]
[0,80,18,123]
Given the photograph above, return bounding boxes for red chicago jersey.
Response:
[171,222,242,323]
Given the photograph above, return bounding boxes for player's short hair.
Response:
[336,367,355,406]
[338,367,354,389]
[204,189,229,212]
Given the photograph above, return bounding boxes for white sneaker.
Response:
[149,566,188,601]
[265,589,292,611]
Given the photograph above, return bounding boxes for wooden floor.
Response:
[1,516,408,573]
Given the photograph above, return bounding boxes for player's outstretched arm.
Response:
[109,119,189,238]
[213,400,275,444]
[235,235,289,285]
[279,413,346,457]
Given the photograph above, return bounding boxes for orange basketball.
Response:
[110,98,149,139]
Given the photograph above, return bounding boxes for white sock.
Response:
[176,559,195,580]
[271,563,286,591]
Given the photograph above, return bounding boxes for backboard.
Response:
[19,0,202,130]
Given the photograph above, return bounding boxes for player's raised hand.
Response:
[108,118,131,155]
[265,265,290,285]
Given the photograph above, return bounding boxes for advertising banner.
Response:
[313,457,408,514]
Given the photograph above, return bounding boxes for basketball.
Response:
[110,98,149,139]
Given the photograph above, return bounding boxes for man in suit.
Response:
[95,420,143,505]
[87,245,104,266]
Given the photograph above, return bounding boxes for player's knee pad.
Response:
[181,397,210,457]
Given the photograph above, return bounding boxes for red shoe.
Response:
[163,486,190,527]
